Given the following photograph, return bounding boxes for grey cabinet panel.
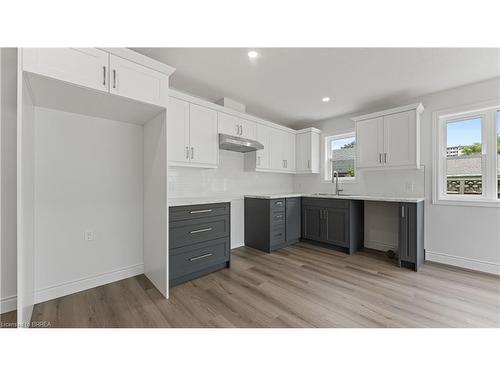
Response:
[169,202,231,286]
[245,197,301,252]
[302,205,322,241]
[324,208,349,247]
[301,198,364,254]
[286,197,301,242]
[398,202,424,271]
[169,202,230,221]
[169,215,230,249]
[170,237,230,281]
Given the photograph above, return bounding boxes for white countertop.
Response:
[168,195,244,207]
[245,193,425,203]
[168,193,424,206]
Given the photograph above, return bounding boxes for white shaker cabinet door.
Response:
[256,124,271,169]
[269,127,285,170]
[356,117,384,168]
[189,103,219,167]
[22,48,109,92]
[218,112,240,137]
[109,54,168,107]
[383,110,416,167]
[167,97,190,164]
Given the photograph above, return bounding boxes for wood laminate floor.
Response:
[28,243,500,328]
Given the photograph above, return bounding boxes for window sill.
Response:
[433,197,500,208]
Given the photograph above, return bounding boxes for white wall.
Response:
[34,107,145,302]
[295,77,500,273]
[0,48,17,313]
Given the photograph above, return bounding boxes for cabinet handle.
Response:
[307,160,310,169]
[191,147,194,159]
[401,205,405,217]
[190,209,212,214]
[239,125,243,135]
[275,201,283,205]
[103,66,106,86]
[384,152,388,163]
[189,253,213,262]
[189,227,212,234]
[379,153,382,163]
[257,156,261,166]
[185,146,189,159]
[112,69,116,89]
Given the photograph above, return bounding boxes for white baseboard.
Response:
[426,251,500,275]
[0,294,17,314]
[364,239,397,252]
[231,242,245,250]
[35,263,144,304]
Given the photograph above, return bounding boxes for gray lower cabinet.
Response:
[302,197,364,254]
[398,201,424,271]
[245,197,301,252]
[169,202,231,286]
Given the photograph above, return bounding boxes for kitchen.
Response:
[1,48,499,332]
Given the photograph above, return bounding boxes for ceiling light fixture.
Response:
[247,51,259,59]
[322,97,331,102]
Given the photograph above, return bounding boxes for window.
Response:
[434,102,500,206]
[324,133,356,181]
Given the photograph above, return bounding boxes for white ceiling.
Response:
[133,48,500,128]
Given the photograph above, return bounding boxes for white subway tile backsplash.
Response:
[168,150,294,198]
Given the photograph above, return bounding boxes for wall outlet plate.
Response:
[84,230,95,241]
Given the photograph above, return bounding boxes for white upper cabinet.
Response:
[109,54,169,107]
[353,103,423,169]
[23,48,109,92]
[356,117,384,168]
[255,124,272,169]
[218,112,256,140]
[167,96,218,168]
[296,128,321,173]
[22,48,171,108]
[268,127,296,172]
[167,97,190,164]
[383,110,417,167]
[189,103,218,166]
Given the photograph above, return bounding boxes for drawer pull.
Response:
[189,209,213,214]
[189,227,213,234]
[275,201,283,205]
[189,253,213,262]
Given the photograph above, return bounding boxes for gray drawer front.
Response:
[169,215,230,249]
[169,203,230,222]
[170,237,230,280]
[302,197,348,209]
[270,225,285,246]
[271,211,285,224]
[270,199,285,212]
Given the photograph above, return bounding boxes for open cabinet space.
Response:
[16,49,173,327]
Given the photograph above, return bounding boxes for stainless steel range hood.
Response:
[219,133,264,153]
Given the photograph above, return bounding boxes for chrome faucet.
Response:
[332,170,343,195]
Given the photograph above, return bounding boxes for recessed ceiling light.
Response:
[247,51,259,58]
[322,97,331,102]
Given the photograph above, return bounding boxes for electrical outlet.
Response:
[84,230,95,241]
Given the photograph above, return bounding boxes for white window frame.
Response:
[432,100,500,207]
[323,132,357,183]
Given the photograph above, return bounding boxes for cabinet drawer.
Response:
[270,225,285,246]
[302,198,348,209]
[270,199,285,212]
[169,215,229,249]
[271,211,285,224]
[169,203,230,222]
[170,237,230,280]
